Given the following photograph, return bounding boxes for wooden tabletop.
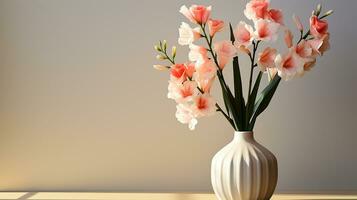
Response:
[1,192,357,200]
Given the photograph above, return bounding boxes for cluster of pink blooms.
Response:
[154,0,331,130]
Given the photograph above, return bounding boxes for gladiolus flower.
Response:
[268,9,284,25]
[168,80,199,103]
[197,76,215,93]
[293,15,304,31]
[170,64,187,83]
[295,40,313,59]
[175,104,198,130]
[194,59,217,81]
[188,43,208,62]
[170,63,196,83]
[275,49,305,80]
[308,34,330,56]
[310,15,328,38]
[180,5,212,25]
[244,0,270,21]
[214,40,237,69]
[258,47,277,71]
[254,19,280,42]
[192,94,216,117]
[178,22,201,46]
[234,21,254,48]
[208,19,225,36]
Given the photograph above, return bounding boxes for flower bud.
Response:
[163,40,167,51]
[172,46,177,58]
[156,54,166,60]
[153,65,169,71]
[154,45,161,51]
[320,10,333,19]
[316,4,322,16]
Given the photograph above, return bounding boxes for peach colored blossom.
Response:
[170,64,187,83]
[295,40,313,59]
[175,103,197,130]
[308,34,330,56]
[254,19,280,42]
[234,21,254,48]
[180,5,212,25]
[168,80,199,103]
[189,43,208,62]
[244,0,270,21]
[208,19,225,36]
[258,47,277,71]
[310,15,328,38]
[214,40,237,69]
[192,94,216,117]
[284,29,293,48]
[275,49,305,80]
[178,22,201,45]
[268,9,284,25]
[198,76,215,93]
[185,62,196,78]
[293,15,303,31]
[194,59,217,81]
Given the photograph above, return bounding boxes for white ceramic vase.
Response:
[211,131,278,200]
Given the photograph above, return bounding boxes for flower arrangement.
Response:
[153,0,333,131]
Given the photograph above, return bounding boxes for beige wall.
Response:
[0,0,356,192]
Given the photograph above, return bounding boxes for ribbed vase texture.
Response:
[211,131,278,200]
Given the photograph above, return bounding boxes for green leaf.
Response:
[217,74,241,130]
[230,23,246,129]
[246,71,262,125]
[249,75,281,130]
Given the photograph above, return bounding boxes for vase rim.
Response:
[234,131,253,134]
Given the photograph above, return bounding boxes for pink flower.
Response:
[175,104,197,130]
[185,62,196,78]
[170,63,196,83]
[194,59,217,81]
[197,76,215,93]
[258,47,277,71]
[295,40,313,59]
[178,22,202,45]
[284,29,293,48]
[254,19,280,42]
[168,80,199,103]
[189,43,208,62]
[180,5,212,25]
[308,34,330,56]
[293,15,304,31]
[208,19,225,36]
[214,40,237,69]
[268,9,284,25]
[192,94,216,117]
[170,64,187,83]
[275,49,305,80]
[244,0,270,21]
[310,15,328,38]
[234,21,254,48]
[311,34,330,56]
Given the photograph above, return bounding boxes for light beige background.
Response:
[0,0,356,192]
